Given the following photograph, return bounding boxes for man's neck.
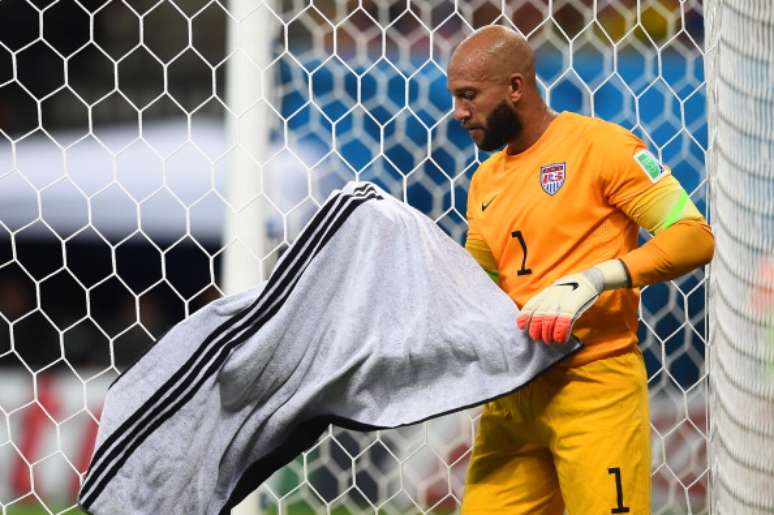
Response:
[506,106,557,156]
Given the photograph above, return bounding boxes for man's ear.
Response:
[509,73,525,103]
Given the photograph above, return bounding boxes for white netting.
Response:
[0,1,709,514]
[705,0,774,512]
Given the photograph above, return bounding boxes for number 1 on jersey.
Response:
[511,230,532,276]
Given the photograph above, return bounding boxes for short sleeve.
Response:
[600,129,671,209]
[464,171,498,280]
[466,172,480,222]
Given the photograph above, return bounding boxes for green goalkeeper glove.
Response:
[516,259,630,343]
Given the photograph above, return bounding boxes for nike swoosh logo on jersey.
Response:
[481,196,497,211]
[556,281,579,291]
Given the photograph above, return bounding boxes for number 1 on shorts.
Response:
[608,467,630,513]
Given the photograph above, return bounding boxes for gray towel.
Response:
[78,182,581,514]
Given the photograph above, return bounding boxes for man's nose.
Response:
[453,100,470,123]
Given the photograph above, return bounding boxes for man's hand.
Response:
[516,260,629,343]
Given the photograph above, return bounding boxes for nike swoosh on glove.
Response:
[516,270,604,344]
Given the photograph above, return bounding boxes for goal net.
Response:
[705,0,774,512]
[0,0,710,513]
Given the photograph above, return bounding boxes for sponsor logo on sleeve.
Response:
[539,162,566,196]
[634,149,668,182]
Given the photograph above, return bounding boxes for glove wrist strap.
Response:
[588,259,631,291]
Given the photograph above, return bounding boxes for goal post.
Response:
[221,0,274,298]
[0,1,717,514]
[705,0,774,512]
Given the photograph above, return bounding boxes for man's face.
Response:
[478,100,523,151]
[447,76,522,151]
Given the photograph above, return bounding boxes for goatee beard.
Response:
[477,101,523,152]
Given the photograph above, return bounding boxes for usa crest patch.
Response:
[540,162,566,196]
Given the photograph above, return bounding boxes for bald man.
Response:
[447,26,714,514]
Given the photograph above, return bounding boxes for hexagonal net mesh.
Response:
[0,0,709,514]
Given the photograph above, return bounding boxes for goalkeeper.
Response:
[447,26,714,514]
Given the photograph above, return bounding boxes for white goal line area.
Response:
[0,0,718,514]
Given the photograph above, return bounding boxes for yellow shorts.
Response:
[462,348,651,515]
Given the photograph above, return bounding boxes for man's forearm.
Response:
[619,219,715,288]
[465,233,500,283]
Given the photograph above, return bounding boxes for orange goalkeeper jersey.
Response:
[466,111,669,367]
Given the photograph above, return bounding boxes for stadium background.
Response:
[0,0,709,513]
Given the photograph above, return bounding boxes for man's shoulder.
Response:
[560,112,639,145]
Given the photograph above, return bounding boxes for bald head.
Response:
[447,26,551,153]
[448,26,536,86]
